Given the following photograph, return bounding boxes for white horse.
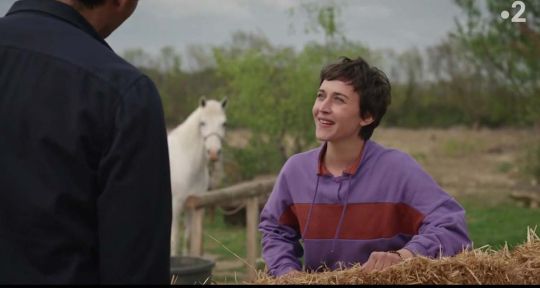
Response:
[168,97,228,256]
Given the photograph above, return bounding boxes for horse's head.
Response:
[198,97,227,162]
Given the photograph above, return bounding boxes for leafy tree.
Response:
[453,0,540,125]
[288,1,346,43]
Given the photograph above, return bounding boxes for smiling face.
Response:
[313,80,373,144]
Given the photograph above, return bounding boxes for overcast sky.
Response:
[1,0,466,68]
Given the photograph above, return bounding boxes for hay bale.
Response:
[510,228,540,284]
[254,228,539,285]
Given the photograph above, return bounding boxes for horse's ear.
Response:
[199,96,206,107]
[221,97,228,109]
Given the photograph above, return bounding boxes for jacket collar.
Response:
[6,0,112,50]
[317,140,367,176]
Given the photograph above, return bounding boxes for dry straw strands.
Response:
[255,227,540,285]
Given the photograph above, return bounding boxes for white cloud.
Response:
[140,0,255,19]
[252,0,298,10]
[347,3,393,19]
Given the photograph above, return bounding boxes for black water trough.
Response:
[170,256,215,285]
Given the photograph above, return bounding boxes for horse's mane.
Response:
[168,107,201,139]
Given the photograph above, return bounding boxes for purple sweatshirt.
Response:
[259,140,471,277]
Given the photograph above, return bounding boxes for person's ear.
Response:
[110,0,124,9]
[359,113,374,127]
[112,0,138,15]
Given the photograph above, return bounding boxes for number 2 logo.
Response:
[512,1,526,23]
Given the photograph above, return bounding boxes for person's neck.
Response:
[57,0,112,38]
[78,11,112,38]
[325,137,365,174]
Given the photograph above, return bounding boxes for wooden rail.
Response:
[183,176,276,280]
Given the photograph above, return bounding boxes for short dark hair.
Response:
[320,56,391,140]
[76,0,106,9]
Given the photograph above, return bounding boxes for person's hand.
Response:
[362,249,413,273]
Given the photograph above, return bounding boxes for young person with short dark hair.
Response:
[259,57,471,277]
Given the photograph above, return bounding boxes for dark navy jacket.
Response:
[0,0,172,284]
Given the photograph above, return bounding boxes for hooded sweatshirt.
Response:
[259,140,471,277]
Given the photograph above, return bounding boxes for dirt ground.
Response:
[371,127,539,200]
[209,127,540,282]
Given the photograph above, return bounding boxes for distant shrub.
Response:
[223,140,285,184]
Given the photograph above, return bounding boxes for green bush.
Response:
[223,139,285,184]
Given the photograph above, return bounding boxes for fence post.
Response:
[246,196,259,281]
[189,207,205,257]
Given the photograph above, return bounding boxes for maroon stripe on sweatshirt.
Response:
[279,203,424,240]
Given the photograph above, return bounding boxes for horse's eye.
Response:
[200,122,206,127]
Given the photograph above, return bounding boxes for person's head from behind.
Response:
[313,56,391,143]
[58,0,139,38]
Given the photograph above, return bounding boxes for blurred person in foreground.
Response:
[259,56,471,277]
[0,0,171,284]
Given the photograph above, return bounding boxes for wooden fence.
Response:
[183,176,276,280]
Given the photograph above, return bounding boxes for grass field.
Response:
[460,195,540,250]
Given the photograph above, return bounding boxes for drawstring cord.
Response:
[302,176,321,239]
[303,174,353,254]
[330,175,352,253]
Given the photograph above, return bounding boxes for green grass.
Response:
[201,194,540,283]
[457,195,540,249]
[200,208,259,284]
[204,209,252,259]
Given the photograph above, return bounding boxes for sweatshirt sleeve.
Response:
[259,161,303,277]
[96,76,172,284]
[400,154,472,258]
